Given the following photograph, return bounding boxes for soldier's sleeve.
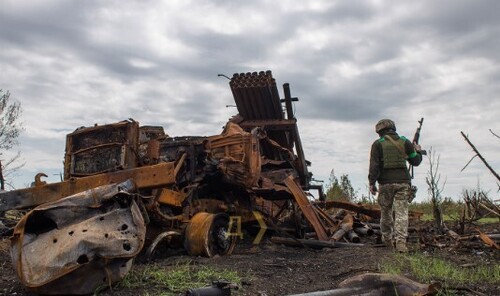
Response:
[368,141,380,185]
[405,139,422,166]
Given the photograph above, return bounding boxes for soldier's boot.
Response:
[395,241,408,253]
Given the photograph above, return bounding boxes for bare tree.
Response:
[425,148,446,232]
[458,187,499,233]
[0,89,23,189]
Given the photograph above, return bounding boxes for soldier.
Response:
[368,119,423,252]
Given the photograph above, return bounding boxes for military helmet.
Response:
[375,119,396,133]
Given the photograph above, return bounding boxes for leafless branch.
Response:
[0,151,25,189]
[489,129,500,139]
[461,155,478,172]
[461,131,500,182]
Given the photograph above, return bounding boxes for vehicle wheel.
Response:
[184,212,236,257]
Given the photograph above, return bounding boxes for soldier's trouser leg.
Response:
[378,185,394,243]
[393,184,410,244]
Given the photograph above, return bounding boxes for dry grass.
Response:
[0,238,10,256]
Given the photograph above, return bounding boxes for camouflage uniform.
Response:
[368,119,422,251]
[378,183,410,244]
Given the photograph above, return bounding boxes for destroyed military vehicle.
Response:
[1,71,346,294]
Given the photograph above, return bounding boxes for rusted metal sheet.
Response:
[478,229,500,249]
[64,120,139,179]
[314,200,382,219]
[158,136,207,184]
[284,175,329,241]
[0,162,176,211]
[139,125,167,142]
[10,180,146,295]
[206,122,261,188]
[331,213,354,241]
[157,188,186,207]
[338,273,441,296]
[287,273,440,296]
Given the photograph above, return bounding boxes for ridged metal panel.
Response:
[229,71,292,160]
[230,71,284,120]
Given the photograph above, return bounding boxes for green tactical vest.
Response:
[379,136,408,169]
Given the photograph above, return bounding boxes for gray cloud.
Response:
[0,0,499,199]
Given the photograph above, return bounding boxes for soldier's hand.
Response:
[370,184,378,195]
[413,143,422,152]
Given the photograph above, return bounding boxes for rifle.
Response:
[407,118,427,202]
[410,117,427,179]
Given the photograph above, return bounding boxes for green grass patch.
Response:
[420,214,499,223]
[477,217,500,224]
[420,214,462,222]
[380,252,500,287]
[116,261,242,296]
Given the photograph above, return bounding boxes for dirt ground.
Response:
[1,223,499,296]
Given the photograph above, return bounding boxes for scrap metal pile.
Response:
[0,71,387,294]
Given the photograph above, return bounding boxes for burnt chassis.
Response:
[0,71,328,260]
[61,119,315,258]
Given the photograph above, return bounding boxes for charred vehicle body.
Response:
[0,71,356,294]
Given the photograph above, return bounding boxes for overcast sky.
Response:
[1,0,499,201]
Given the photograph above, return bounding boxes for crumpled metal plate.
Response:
[338,272,441,296]
[10,180,146,295]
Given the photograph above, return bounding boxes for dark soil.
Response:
[1,223,499,296]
